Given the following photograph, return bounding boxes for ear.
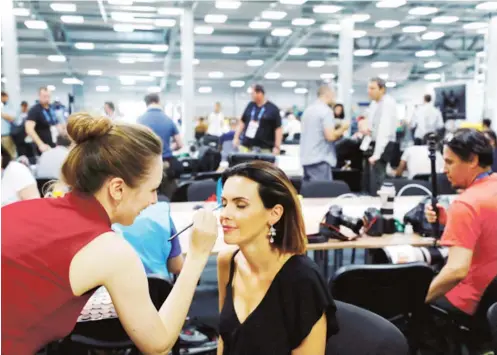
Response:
[267,204,284,226]
[107,177,126,202]
[468,153,480,168]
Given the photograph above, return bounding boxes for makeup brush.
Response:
[168,204,223,241]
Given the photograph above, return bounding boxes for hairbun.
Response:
[67,113,113,144]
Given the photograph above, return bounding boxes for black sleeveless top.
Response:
[219,251,339,355]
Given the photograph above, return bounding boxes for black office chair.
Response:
[289,176,302,194]
[171,181,192,202]
[385,178,432,196]
[36,178,53,197]
[300,180,351,198]
[488,303,497,353]
[326,301,409,355]
[433,173,457,195]
[330,263,434,351]
[187,179,217,202]
[412,173,431,181]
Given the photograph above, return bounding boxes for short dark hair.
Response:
[424,94,432,103]
[253,84,265,95]
[482,118,492,128]
[39,87,48,93]
[21,101,28,106]
[56,134,72,147]
[484,130,497,146]
[1,91,7,97]
[369,77,386,90]
[144,93,160,106]
[445,128,493,167]
[1,145,12,170]
[422,132,439,145]
[104,101,115,111]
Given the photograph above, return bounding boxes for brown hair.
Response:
[61,113,162,194]
[221,160,307,254]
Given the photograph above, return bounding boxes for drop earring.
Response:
[268,225,276,244]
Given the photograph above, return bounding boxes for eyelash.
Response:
[222,203,247,209]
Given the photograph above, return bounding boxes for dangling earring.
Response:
[268,225,276,244]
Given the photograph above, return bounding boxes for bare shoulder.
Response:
[217,247,238,283]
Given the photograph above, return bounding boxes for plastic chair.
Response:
[300,180,351,198]
[326,301,409,355]
[384,178,432,196]
[186,180,217,202]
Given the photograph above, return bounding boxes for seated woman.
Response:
[217,161,339,355]
[1,145,40,206]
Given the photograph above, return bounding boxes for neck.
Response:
[93,190,117,224]
[148,104,162,110]
[42,103,49,109]
[255,99,266,107]
[318,97,328,105]
[239,231,285,274]
[468,167,492,186]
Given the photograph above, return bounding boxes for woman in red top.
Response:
[1,113,218,355]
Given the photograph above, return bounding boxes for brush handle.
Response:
[168,204,222,241]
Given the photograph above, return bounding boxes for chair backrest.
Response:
[171,181,192,202]
[36,178,52,196]
[300,180,351,198]
[326,301,409,355]
[475,276,497,319]
[412,173,431,181]
[330,263,434,320]
[488,303,497,353]
[228,153,276,167]
[147,276,174,310]
[187,179,217,202]
[385,178,432,196]
[433,173,457,195]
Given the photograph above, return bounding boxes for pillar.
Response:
[180,6,195,143]
[338,18,354,130]
[1,0,22,108]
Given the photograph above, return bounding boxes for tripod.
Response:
[427,133,441,238]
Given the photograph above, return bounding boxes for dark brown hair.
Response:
[61,113,162,194]
[222,160,307,254]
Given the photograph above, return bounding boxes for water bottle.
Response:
[377,182,396,234]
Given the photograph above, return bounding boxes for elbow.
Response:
[148,341,173,355]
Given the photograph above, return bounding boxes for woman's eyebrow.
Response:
[222,196,249,202]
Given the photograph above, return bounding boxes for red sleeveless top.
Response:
[1,192,112,355]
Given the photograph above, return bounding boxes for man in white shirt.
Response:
[364,77,398,193]
[395,133,444,179]
[412,94,444,145]
[36,135,71,179]
[206,102,224,137]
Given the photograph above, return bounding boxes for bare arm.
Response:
[274,127,283,150]
[172,134,183,151]
[18,184,41,201]
[395,160,407,177]
[292,314,327,355]
[233,121,246,146]
[25,120,49,151]
[1,112,15,122]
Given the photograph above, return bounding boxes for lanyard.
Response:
[250,105,265,122]
[473,171,492,184]
[42,108,57,125]
[216,178,223,206]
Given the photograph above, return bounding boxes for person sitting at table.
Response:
[113,180,184,279]
[2,113,218,355]
[424,129,497,316]
[217,160,339,355]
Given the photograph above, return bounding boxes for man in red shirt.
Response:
[425,129,497,315]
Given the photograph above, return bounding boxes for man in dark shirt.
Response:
[25,87,63,153]
[233,85,282,154]
[483,130,497,172]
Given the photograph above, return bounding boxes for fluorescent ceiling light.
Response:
[133,25,154,31]
[13,8,30,16]
[120,79,135,86]
[288,47,308,56]
[354,30,367,38]
[96,86,110,92]
[22,68,40,75]
[424,61,443,69]
[48,55,66,62]
[88,70,103,76]
[150,71,165,77]
[421,31,445,40]
[198,86,212,93]
[108,0,133,5]
[271,28,292,37]
[74,42,95,50]
[177,80,183,86]
[222,46,240,54]
[230,80,245,87]
[194,26,214,34]
[113,24,134,32]
[371,61,389,68]
[375,20,400,29]
[193,58,200,65]
[60,15,84,24]
[157,7,183,15]
[216,1,241,9]
[246,59,264,66]
[294,88,308,94]
[50,3,77,12]
[249,21,271,29]
[205,14,228,23]
[282,81,297,88]
[354,49,374,56]
[62,77,83,85]
[476,1,497,10]
[313,5,342,13]
[25,20,48,29]
[352,14,370,22]
[385,82,397,88]
[150,44,169,52]
[415,50,436,57]
[320,73,335,79]
[291,18,315,26]
[147,86,161,93]
[118,58,136,64]
[376,0,406,8]
[155,19,176,27]
[208,71,224,78]
[321,23,341,32]
[110,12,135,21]
[431,16,459,24]
[47,85,56,91]
[261,10,287,20]
[424,73,441,81]
[478,28,488,35]
[408,7,438,15]
[246,87,253,94]
[378,73,389,80]
[119,6,155,12]
[308,60,325,68]
[264,72,281,79]
[402,25,426,33]
[463,22,488,30]
[279,0,307,4]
